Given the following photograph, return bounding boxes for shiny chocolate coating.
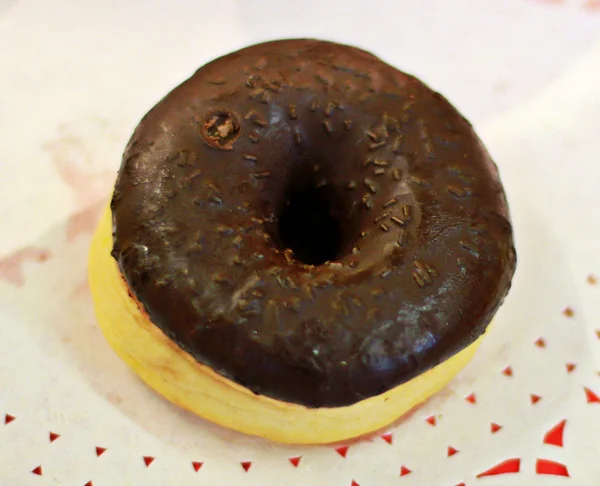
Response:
[111,39,516,407]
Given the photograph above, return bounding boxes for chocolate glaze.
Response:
[111,39,516,408]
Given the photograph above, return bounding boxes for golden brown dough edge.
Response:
[89,205,485,444]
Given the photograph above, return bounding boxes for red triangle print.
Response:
[351,481,360,486]
[381,432,393,444]
[476,458,521,477]
[566,363,576,373]
[530,394,542,405]
[31,466,43,476]
[502,366,513,377]
[95,446,106,457]
[4,414,15,424]
[447,446,459,457]
[143,456,155,467]
[425,415,436,426]
[241,461,252,472]
[491,423,503,434]
[534,337,546,348]
[536,459,570,477]
[289,456,301,468]
[543,419,566,447]
[456,483,466,486]
[192,461,203,472]
[335,445,349,458]
[49,432,60,443]
[465,393,476,404]
[399,465,412,476]
[84,482,93,486]
[584,387,600,403]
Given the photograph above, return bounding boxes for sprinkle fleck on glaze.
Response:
[379,268,392,279]
[264,80,283,92]
[397,230,408,247]
[244,110,268,127]
[369,141,386,151]
[253,171,271,180]
[410,175,427,187]
[293,127,302,145]
[391,216,406,227]
[383,197,398,208]
[244,109,258,120]
[364,178,377,194]
[232,235,243,247]
[412,260,438,287]
[289,298,301,312]
[325,102,336,116]
[391,135,403,153]
[374,212,391,223]
[400,204,412,221]
[367,130,380,142]
[288,104,297,120]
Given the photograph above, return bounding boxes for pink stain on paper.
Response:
[584,0,600,11]
[0,247,52,287]
[0,125,116,289]
[71,278,91,300]
[43,127,114,242]
[529,0,600,11]
[66,204,104,242]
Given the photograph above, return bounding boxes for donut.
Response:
[89,39,516,444]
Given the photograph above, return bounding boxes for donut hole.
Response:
[278,185,342,265]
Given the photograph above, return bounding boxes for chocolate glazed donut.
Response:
[110,39,516,408]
